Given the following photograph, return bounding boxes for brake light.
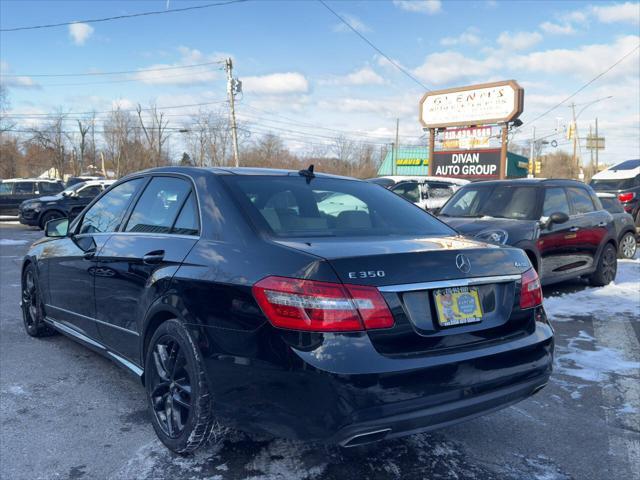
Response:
[520,269,542,309]
[252,276,394,332]
[618,192,635,203]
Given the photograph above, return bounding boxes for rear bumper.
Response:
[198,314,554,443]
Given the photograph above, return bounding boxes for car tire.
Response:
[39,210,64,230]
[21,264,56,337]
[145,319,218,454]
[588,243,617,287]
[618,232,637,259]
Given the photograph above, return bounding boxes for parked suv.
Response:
[22,167,553,453]
[438,179,618,286]
[389,177,469,211]
[597,193,637,259]
[19,179,115,229]
[589,159,640,230]
[0,178,65,216]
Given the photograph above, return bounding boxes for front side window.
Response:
[77,186,102,198]
[125,177,192,234]
[542,188,570,217]
[14,182,35,194]
[79,178,144,234]
[391,182,421,203]
[440,185,539,220]
[567,187,595,215]
[0,183,12,195]
[223,176,454,238]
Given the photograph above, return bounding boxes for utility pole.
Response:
[589,124,594,172]
[570,102,578,171]
[225,57,240,167]
[529,126,535,178]
[595,117,599,172]
[394,118,399,176]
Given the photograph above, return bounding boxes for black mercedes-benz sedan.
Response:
[21,167,553,453]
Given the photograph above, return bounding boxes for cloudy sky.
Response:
[1,0,639,165]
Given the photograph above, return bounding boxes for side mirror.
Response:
[543,211,569,229]
[45,218,69,238]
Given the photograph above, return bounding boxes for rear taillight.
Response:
[520,268,542,309]
[252,276,394,332]
[618,192,635,203]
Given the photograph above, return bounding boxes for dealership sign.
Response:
[439,126,494,150]
[431,149,501,179]
[419,80,524,128]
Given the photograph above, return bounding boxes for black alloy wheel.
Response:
[21,265,55,337]
[589,243,618,287]
[145,319,217,453]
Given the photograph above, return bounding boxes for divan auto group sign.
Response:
[431,150,501,179]
[419,80,524,129]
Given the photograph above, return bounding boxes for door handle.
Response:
[143,250,165,265]
[568,226,580,232]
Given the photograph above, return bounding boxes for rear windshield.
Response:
[440,185,539,220]
[222,175,455,238]
[589,177,636,190]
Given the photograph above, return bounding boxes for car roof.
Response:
[378,175,470,185]
[139,166,356,181]
[460,178,589,188]
[1,178,62,183]
[77,179,116,187]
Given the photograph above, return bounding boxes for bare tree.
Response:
[0,85,15,135]
[137,102,170,168]
[29,112,69,178]
[73,118,91,175]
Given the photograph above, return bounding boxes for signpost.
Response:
[419,80,524,179]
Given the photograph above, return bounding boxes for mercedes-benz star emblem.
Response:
[455,253,471,273]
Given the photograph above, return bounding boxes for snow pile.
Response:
[544,257,640,320]
[0,239,29,246]
[554,331,640,382]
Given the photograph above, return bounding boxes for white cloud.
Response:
[333,14,371,33]
[441,28,481,47]
[132,47,223,85]
[0,61,40,89]
[497,30,543,51]
[393,0,441,14]
[591,2,640,25]
[512,35,640,80]
[68,22,94,46]
[242,72,309,95]
[321,66,386,86]
[540,21,575,35]
[413,51,501,85]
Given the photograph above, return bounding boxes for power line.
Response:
[317,0,430,91]
[524,44,640,127]
[0,61,225,78]
[6,100,229,117]
[0,0,249,32]
[13,68,220,88]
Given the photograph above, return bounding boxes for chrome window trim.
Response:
[378,274,521,293]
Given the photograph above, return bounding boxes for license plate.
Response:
[433,287,483,327]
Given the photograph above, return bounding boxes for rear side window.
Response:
[14,182,35,194]
[0,183,12,195]
[172,192,200,236]
[542,188,570,217]
[222,176,454,238]
[77,186,102,198]
[567,187,595,215]
[125,177,192,234]
[391,182,420,203]
[599,197,624,214]
[79,178,144,234]
[39,182,63,194]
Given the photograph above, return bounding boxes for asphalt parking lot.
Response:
[1,220,638,480]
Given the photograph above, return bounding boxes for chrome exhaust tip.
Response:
[340,428,391,448]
